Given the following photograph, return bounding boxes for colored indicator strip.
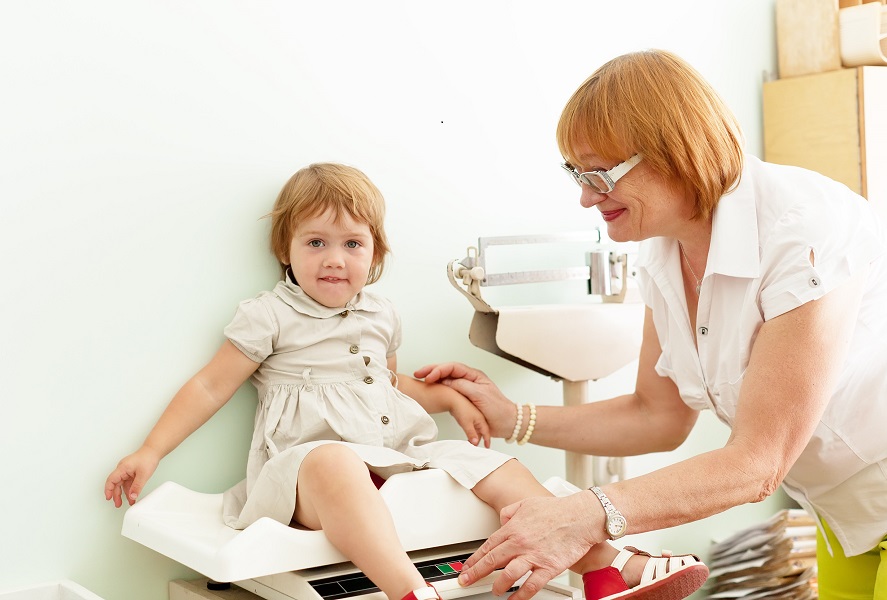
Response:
[309,554,471,600]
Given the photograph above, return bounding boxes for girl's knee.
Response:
[301,444,365,479]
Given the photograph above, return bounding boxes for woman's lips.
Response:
[600,209,626,222]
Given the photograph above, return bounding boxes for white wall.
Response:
[0,2,784,598]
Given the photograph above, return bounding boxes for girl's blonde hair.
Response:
[556,49,744,220]
[268,163,390,283]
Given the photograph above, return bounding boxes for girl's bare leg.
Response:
[295,444,425,600]
[470,459,647,586]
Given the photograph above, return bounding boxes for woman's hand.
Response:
[458,493,603,600]
[104,446,161,507]
[414,362,516,439]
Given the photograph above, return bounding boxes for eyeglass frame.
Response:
[561,153,643,193]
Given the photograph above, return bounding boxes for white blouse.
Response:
[635,155,887,556]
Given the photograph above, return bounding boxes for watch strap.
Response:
[589,486,626,540]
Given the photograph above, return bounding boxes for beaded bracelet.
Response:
[518,402,536,445]
[505,402,523,443]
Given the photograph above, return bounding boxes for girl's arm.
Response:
[104,340,260,507]
[390,354,491,447]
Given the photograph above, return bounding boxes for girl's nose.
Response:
[579,186,607,208]
[323,248,346,267]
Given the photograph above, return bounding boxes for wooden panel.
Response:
[860,67,887,219]
[763,68,862,193]
[776,0,842,77]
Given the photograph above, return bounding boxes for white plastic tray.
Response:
[0,581,105,600]
[122,469,501,583]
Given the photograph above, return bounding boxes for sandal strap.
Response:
[640,552,703,584]
[403,584,440,600]
[610,547,636,571]
[610,545,652,572]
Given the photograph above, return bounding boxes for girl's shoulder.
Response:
[357,289,401,321]
[359,288,395,308]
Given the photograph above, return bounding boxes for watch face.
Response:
[607,515,627,538]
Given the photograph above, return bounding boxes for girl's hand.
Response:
[449,395,491,448]
[104,446,161,507]
[415,362,516,439]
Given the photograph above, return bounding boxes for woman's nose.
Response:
[579,186,607,208]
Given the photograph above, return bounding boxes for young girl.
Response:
[104,163,708,600]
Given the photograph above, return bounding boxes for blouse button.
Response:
[381,415,390,425]
[698,326,708,336]
[340,310,348,318]
[364,376,374,384]
[349,344,359,354]
[809,277,820,288]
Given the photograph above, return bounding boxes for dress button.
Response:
[364,376,374,384]
[698,326,708,336]
[809,277,820,288]
[349,344,359,354]
[340,310,348,318]
[381,415,390,425]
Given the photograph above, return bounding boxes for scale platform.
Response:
[123,470,581,600]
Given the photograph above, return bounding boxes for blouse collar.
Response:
[636,154,761,281]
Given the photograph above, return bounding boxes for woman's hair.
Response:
[556,49,744,220]
[268,163,390,283]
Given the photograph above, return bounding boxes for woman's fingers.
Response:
[460,496,602,600]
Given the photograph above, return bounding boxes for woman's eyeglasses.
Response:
[561,153,642,193]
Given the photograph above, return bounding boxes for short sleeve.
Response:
[384,298,402,357]
[223,297,279,363]
[759,188,884,321]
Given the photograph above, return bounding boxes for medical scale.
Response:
[123,468,582,600]
[446,231,645,489]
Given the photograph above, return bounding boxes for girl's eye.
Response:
[309,239,324,248]
[345,240,360,249]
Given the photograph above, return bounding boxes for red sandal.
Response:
[582,546,709,600]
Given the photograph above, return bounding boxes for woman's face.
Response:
[571,145,695,242]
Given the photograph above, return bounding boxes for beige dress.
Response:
[222,277,512,529]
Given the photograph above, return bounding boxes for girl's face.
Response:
[571,144,694,242]
[289,208,375,308]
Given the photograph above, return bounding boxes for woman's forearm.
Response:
[521,393,698,457]
[601,439,780,536]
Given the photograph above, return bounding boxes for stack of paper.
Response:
[707,509,818,599]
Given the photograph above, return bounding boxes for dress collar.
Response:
[272,271,383,318]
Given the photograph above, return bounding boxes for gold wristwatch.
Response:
[589,486,627,540]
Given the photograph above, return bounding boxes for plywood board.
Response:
[763,68,862,192]
[777,0,842,77]
[860,67,887,218]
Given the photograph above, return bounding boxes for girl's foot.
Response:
[582,546,708,600]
